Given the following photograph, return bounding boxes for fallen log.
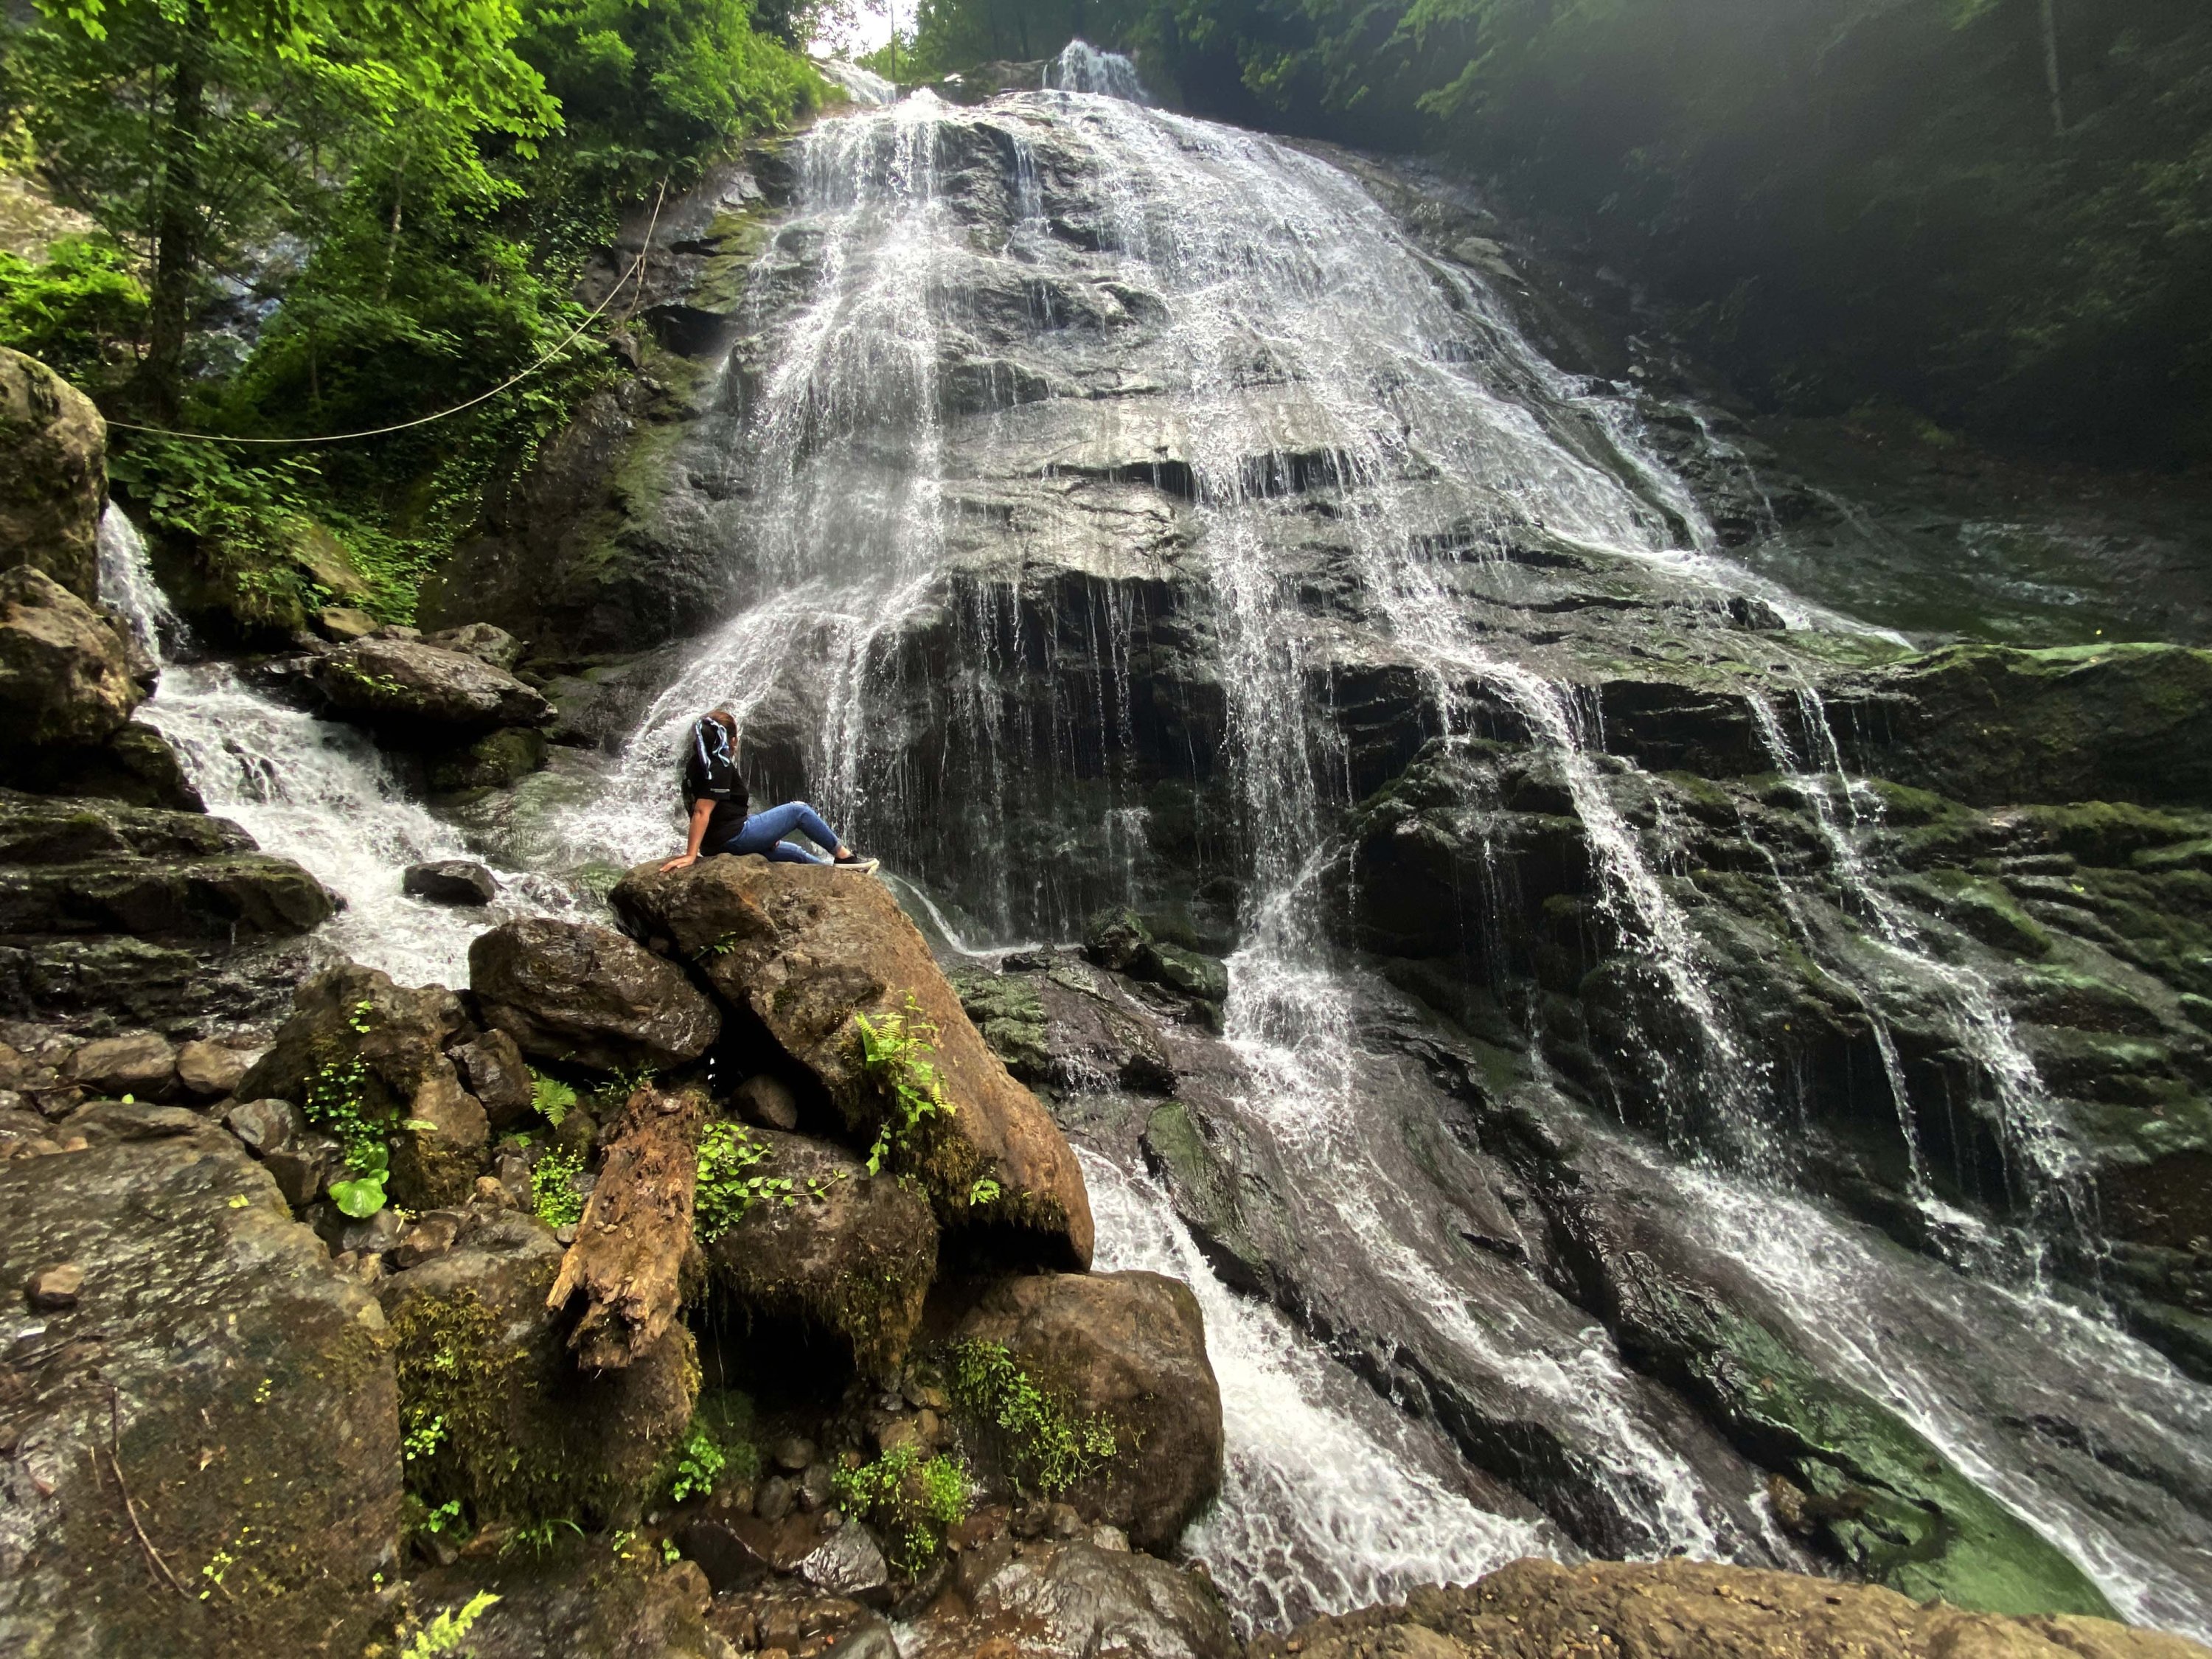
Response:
[547,1082,706,1369]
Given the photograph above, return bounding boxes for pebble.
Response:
[24,1262,83,1309]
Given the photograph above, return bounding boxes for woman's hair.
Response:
[692,709,735,771]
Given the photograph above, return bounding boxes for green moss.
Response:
[832,1447,970,1574]
[1631,1285,2115,1618]
[1900,870,2051,957]
[950,970,1051,1081]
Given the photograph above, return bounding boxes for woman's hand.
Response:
[658,852,698,874]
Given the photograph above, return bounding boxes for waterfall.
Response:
[1046,41,1151,102]
[75,72,2211,1638]
[98,507,560,987]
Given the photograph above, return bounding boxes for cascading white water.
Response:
[99,507,563,986]
[1046,41,1151,103]
[1081,1150,1554,1630]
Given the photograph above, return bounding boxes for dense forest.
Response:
[0,0,821,624]
[885,0,2212,467]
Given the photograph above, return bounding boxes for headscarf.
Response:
[693,713,733,773]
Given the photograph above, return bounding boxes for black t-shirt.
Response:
[682,738,748,849]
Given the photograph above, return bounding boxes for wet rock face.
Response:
[954,1270,1224,1553]
[610,856,1094,1268]
[470,916,722,1073]
[1551,1184,2114,1617]
[1260,1558,2202,1659]
[0,1126,400,1658]
[403,1546,729,1659]
[701,1126,938,1375]
[0,790,333,1026]
[0,349,105,602]
[307,635,552,732]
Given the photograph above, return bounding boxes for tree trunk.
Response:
[139,9,210,423]
[2039,0,2065,137]
[546,1083,706,1371]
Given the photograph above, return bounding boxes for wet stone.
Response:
[737,1074,801,1130]
[756,1475,796,1521]
[176,1037,261,1099]
[223,1096,303,1157]
[403,858,499,906]
[773,1435,817,1472]
[61,1029,175,1098]
[391,1209,462,1268]
[799,1527,891,1605]
[24,1259,82,1307]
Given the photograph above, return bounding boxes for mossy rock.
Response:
[428,726,551,793]
[380,1214,698,1529]
[1565,1195,2115,1619]
[700,1126,939,1377]
[951,968,1051,1082]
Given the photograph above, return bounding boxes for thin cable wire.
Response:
[107,179,668,448]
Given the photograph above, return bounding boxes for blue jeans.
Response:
[714,801,840,865]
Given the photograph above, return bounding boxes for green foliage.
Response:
[693,1121,798,1242]
[501,1517,583,1556]
[657,1387,761,1506]
[0,234,146,386]
[532,1144,586,1227]
[832,1447,970,1573]
[2,0,819,625]
[529,1069,577,1126]
[947,1338,1120,1498]
[853,993,956,1177]
[400,1591,501,1659]
[300,1003,396,1217]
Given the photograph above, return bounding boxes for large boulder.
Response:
[378,1211,698,1528]
[610,857,1093,1267]
[0,789,335,940]
[701,1126,939,1375]
[1257,1557,2207,1659]
[953,1270,1222,1552]
[0,1124,401,1658]
[470,917,721,1073]
[0,349,104,601]
[0,566,142,751]
[238,961,490,1209]
[902,1540,1237,1659]
[308,635,552,733]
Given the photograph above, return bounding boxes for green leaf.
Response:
[329,1175,388,1218]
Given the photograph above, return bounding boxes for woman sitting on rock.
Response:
[660,708,877,873]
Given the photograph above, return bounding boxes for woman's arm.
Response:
[659,798,717,873]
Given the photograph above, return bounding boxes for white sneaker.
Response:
[835,856,880,874]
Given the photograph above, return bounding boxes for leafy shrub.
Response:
[693,1121,796,1242]
[832,1447,970,1573]
[853,993,955,1176]
[947,1339,1121,1498]
[0,234,146,385]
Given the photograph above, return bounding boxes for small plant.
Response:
[400,1590,501,1658]
[666,1424,726,1503]
[947,1340,1121,1498]
[967,1177,1002,1207]
[832,1447,970,1574]
[532,1146,586,1228]
[660,1537,681,1565]
[501,1517,582,1557]
[853,993,955,1176]
[303,1003,400,1217]
[693,1122,794,1242]
[529,1070,577,1127]
[403,1413,448,1464]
